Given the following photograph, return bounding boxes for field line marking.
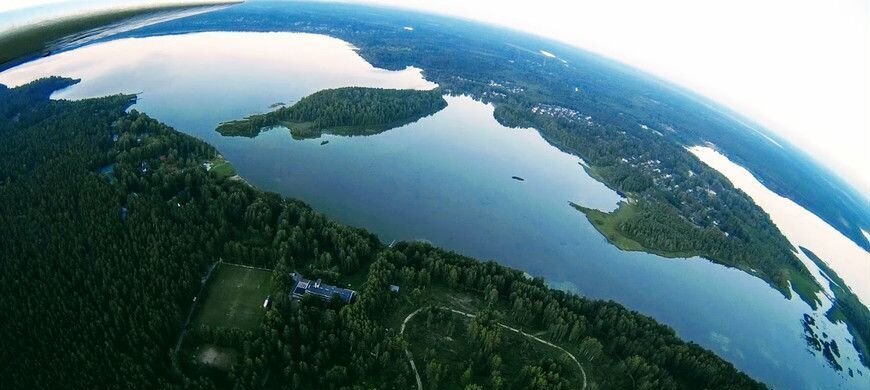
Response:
[221,261,274,272]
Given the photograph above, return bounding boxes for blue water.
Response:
[0,7,866,388]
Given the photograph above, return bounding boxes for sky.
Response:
[1,0,868,199]
[351,0,870,200]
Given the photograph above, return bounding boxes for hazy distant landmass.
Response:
[125,1,870,254]
[670,92,870,254]
[97,1,870,379]
[1,1,869,389]
[0,75,764,390]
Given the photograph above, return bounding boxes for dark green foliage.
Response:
[0,79,377,389]
[801,247,870,367]
[186,3,823,306]
[216,87,447,138]
[494,101,819,305]
[405,306,581,389]
[0,79,763,389]
[131,2,869,362]
[389,241,765,390]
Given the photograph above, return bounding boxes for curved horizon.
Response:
[2,0,867,203]
[1,2,868,388]
[352,0,870,203]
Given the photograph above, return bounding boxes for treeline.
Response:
[0,78,378,389]
[405,306,583,389]
[189,239,765,389]
[216,87,447,138]
[0,78,764,388]
[383,241,766,389]
[254,6,826,312]
[492,100,819,306]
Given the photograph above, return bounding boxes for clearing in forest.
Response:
[191,263,273,331]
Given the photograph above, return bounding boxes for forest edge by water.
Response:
[216,87,447,139]
[0,76,766,388]
[211,64,868,370]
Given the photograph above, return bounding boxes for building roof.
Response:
[289,272,355,303]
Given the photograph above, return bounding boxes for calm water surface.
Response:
[691,146,870,304]
[1,31,866,389]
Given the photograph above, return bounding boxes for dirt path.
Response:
[400,308,424,390]
[400,306,587,390]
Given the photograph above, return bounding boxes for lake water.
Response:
[690,146,870,305]
[1,30,866,389]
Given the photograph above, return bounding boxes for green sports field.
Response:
[192,263,273,331]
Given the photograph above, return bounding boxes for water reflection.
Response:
[690,146,870,304]
[0,31,436,132]
[0,31,866,389]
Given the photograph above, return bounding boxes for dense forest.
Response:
[144,1,826,306]
[120,4,869,366]
[0,78,765,388]
[216,87,447,138]
[276,7,823,304]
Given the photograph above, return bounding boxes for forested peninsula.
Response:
[216,87,447,139]
[330,20,823,306]
[113,4,869,370]
[202,7,827,311]
[0,77,764,389]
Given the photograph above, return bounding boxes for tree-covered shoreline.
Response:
[216,87,447,139]
[0,78,765,389]
[111,4,869,370]
[175,3,824,307]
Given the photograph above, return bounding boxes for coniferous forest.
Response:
[216,87,447,138]
[0,78,765,389]
[88,2,869,371]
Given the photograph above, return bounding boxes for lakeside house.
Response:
[289,272,355,303]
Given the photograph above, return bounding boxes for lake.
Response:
[690,146,870,305]
[1,29,866,389]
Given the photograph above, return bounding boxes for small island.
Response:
[0,78,766,389]
[216,87,448,139]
